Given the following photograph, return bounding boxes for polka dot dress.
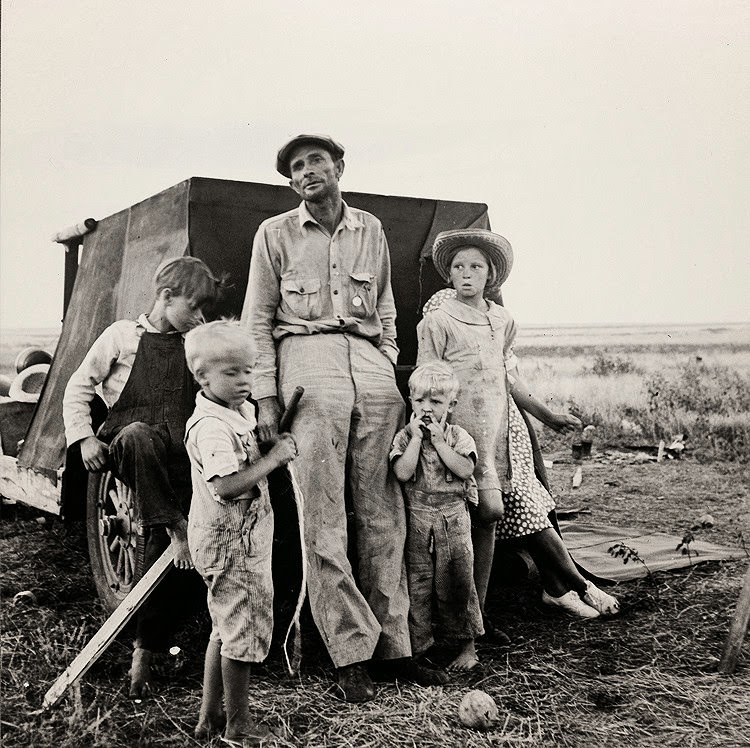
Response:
[496,398,555,540]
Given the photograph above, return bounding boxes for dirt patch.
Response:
[1,459,749,747]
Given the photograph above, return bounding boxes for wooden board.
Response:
[43,547,173,709]
[0,456,61,515]
[718,562,750,675]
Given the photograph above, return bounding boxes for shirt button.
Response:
[332,263,337,269]
[333,289,338,295]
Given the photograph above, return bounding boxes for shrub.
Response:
[645,362,750,459]
[584,352,640,377]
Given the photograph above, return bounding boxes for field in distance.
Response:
[1,322,748,458]
[516,320,749,353]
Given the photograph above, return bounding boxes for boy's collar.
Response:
[192,391,257,434]
[136,313,181,334]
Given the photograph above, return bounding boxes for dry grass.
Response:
[2,459,749,748]
[1,324,749,746]
[516,325,750,460]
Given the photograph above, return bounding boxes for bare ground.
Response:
[1,457,749,747]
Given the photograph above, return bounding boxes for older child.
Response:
[184,321,297,745]
[63,256,224,697]
[391,362,484,671]
[418,230,620,621]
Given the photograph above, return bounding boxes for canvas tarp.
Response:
[559,521,746,582]
[18,177,488,475]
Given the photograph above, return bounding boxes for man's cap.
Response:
[276,134,345,178]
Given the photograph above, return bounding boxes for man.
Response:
[242,135,446,701]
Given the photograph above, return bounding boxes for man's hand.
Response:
[268,433,298,468]
[80,436,108,472]
[547,413,582,434]
[257,396,282,445]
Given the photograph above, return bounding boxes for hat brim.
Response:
[276,135,345,178]
[431,230,513,290]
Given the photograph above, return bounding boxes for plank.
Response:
[42,547,173,709]
[0,456,61,515]
[718,561,750,675]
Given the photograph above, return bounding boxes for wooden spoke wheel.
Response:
[86,471,145,613]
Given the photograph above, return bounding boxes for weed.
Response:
[583,352,641,377]
[608,542,655,585]
[676,515,716,564]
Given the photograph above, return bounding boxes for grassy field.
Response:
[1,323,749,747]
[1,461,748,747]
[515,322,750,461]
[2,323,749,458]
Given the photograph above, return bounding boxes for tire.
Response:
[86,470,146,613]
[15,347,52,373]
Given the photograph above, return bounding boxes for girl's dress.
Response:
[417,293,554,540]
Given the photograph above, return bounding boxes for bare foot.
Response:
[129,647,152,699]
[167,517,194,569]
[222,722,271,747]
[447,640,479,671]
[195,710,226,740]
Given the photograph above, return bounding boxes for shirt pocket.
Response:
[280,277,322,320]
[348,271,377,319]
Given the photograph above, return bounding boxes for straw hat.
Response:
[276,134,345,178]
[8,363,49,403]
[431,229,513,290]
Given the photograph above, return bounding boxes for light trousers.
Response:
[278,334,411,667]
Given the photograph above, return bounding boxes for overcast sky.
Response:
[1,0,748,329]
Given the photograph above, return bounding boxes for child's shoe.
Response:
[541,590,600,619]
[582,581,620,616]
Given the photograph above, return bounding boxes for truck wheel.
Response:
[86,471,145,613]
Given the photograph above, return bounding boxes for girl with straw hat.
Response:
[418,230,619,659]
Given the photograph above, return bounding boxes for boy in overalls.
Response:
[391,362,484,672]
[63,256,224,698]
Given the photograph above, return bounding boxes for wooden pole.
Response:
[42,548,173,709]
[718,561,750,675]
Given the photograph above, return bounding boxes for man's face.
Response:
[288,144,344,203]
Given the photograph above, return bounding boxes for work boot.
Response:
[336,662,375,703]
[387,656,449,686]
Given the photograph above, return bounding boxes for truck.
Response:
[0,176,515,613]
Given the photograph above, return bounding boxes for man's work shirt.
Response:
[242,201,399,400]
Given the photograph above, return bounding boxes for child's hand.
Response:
[268,433,298,467]
[80,436,109,472]
[548,413,582,434]
[406,418,425,440]
[424,421,446,444]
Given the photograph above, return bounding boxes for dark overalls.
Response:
[98,331,204,651]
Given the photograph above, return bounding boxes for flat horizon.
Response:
[2,320,749,336]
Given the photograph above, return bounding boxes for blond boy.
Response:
[391,361,484,671]
[184,320,296,744]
